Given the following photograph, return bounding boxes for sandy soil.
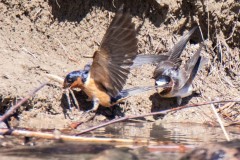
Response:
[0,0,239,130]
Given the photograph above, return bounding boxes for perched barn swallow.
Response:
[63,8,168,112]
[153,27,205,105]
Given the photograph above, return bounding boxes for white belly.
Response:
[161,85,193,98]
[175,85,193,98]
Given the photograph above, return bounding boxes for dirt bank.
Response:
[0,0,239,129]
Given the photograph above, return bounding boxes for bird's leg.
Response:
[176,97,182,105]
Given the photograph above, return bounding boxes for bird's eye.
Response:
[67,78,73,83]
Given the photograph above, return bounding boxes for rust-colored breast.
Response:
[83,77,112,107]
[159,78,174,97]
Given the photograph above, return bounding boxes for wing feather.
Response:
[90,9,138,97]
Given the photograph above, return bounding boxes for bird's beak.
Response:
[63,79,71,89]
[155,80,169,93]
[155,80,168,87]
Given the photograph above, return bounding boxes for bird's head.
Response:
[63,70,89,89]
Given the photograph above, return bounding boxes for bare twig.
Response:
[22,47,37,58]
[218,40,223,64]
[218,102,235,111]
[197,23,205,42]
[0,82,48,123]
[54,38,80,65]
[82,55,94,58]
[207,0,210,40]
[210,104,230,141]
[56,0,60,8]
[225,9,239,41]
[0,128,159,145]
[75,99,240,135]
[69,89,80,110]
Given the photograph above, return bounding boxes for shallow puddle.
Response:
[0,122,239,160]
[82,122,240,145]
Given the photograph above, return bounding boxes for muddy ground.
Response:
[0,0,239,130]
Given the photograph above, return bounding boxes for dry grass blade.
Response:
[210,104,230,141]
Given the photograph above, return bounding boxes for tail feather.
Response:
[120,86,157,98]
[132,55,169,68]
[111,84,170,104]
[110,86,156,104]
[132,26,198,68]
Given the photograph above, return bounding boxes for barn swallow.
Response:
[153,27,205,105]
[63,8,169,112]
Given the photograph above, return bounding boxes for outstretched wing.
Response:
[168,26,198,61]
[177,44,203,89]
[154,27,198,87]
[153,26,197,78]
[90,8,138,97]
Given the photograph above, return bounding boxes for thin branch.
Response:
[69,89,80,110]
[46,74,64,84]
[207,0,210,40]
[54,38,80,65]
[0,82,48,123]
[75,99,240,135]
[0,128,159,145]
[55,0,60,8]
[197,22,205,42]
[225,9,239,41]
[82,55,94,58]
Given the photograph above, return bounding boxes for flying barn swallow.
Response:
[63,8,169,112]
[153,27,206,105]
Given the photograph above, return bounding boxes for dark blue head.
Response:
[63,70,89,89]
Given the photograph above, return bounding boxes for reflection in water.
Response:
[86,122,240,145]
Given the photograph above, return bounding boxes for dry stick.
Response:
[76,99,240,135]
[225,9,239,41]
[210,104,230,141]
[197,22,205,42]
[69,89,80,110]
[46,74,64,84]
[0,128,159,145]
[54,38,80,65]
[207,0,210,40]
[0,82,48,123]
